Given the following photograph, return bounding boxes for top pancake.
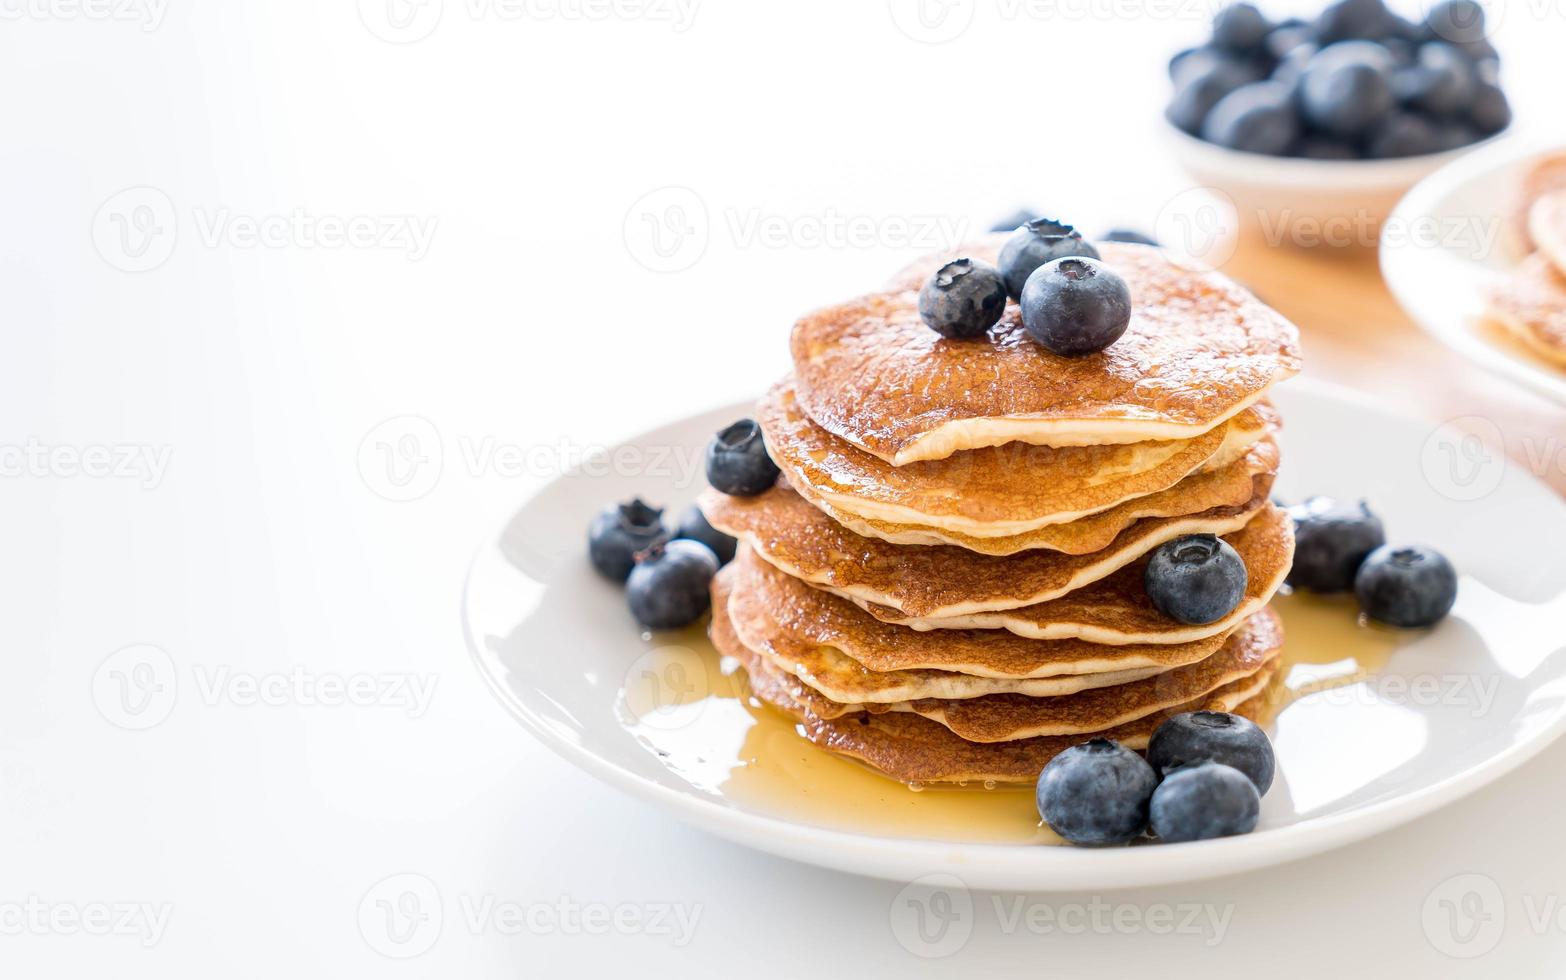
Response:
[1484,251,1566,368]
[760,375,1273,535]
[790,238,1301,464]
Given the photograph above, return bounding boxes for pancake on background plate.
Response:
[1483,251,1566,369]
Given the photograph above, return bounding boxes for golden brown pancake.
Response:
[899,610,1281,741]
[821,436,1279,556]
[1512,151,1566,255]
[862,504,1293,643]
[710,585,1280,784]
[762,377,1272,539]
[722,548,1234,683]
[699,482,1273,620]
[790,238,1300,464]
[1528,191,1566,282]
[1483,252,1566,369]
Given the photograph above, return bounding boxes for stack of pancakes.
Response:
[701,237,1302,785]
[1488,151,1566,370]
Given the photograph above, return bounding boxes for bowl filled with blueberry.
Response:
[1164,0,1512,247]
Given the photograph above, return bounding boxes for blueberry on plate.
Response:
[1286,496,1386,593]
[1019,256,1132,357]
[1431,119,1481,152]
[919,258,1008,339]
[997,219,1100,300]
[1149,762,1261,843]
[1101,228,1158,246]
[1367,112,1442,158]
[1144,534,1248,625]
[1211,3,1270,53]
[706,419,779,497]
[1201,81,1300,155]
[675,503,736,567]
[588,498,670,583]
[1300,47,1394,137]
[626,539,719,630]
[1293,135,1359,159]
[1354,544,1458,628]
[1147,710,1275,794]
[1036,739,1158,846]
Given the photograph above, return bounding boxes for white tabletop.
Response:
[6,3,1566,976]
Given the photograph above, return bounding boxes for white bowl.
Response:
[1164,120,1506,248]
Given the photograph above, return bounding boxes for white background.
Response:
[5,1,1566,976]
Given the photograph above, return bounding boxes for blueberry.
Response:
[705,419,779,497]
[1036,739,1158,846]
[1354,544,1458,628]
[1312,0,1397,44]
[1423,0,1487,44]
[1393,43,1476,115]
[919,258,1008,339]
[1265,23,1313,60]
[996,219,1099,300]
[1148,711,1276,794]
[588,497,670,583]
[1294,135,1359,159]
[1469,82,1511,134]
[1286,497,1386,593]
[1201,82,1300,155]
[1101,228,1158,246]
[675,503,736,567]
[1212,3,1270,53]
[1431,118,1481,152]
[1366,111,1442,158]
[1300,47,1395,137]
[1149,762,1261,843]
[1170,47,1264,90]
[1167,61,1254,135]
[988,208,1039,233]
[626,539,718,630]
[1144,534,1248,626]
[1019,256,1132,357]
[1271,42,1318,89]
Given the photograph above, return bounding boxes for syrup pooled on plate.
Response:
[616,595,1416,845]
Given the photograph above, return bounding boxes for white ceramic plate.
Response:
[1381,136,1566,406]
[464,380,1566,891]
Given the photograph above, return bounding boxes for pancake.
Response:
[710,586,1281,784]
[1529,191,1566,281]
[866,504,1294,644]
[699,482,1272,620]
[722,548,1235,683]
[761,376,1272,536]
[898,610,1281,741]
[790,238,1300,464]
[1512,151,1566,255]
[820,436,1279,556]
[1483,252,1566,369]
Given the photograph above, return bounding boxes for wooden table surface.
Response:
[1226,232,1566,497]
